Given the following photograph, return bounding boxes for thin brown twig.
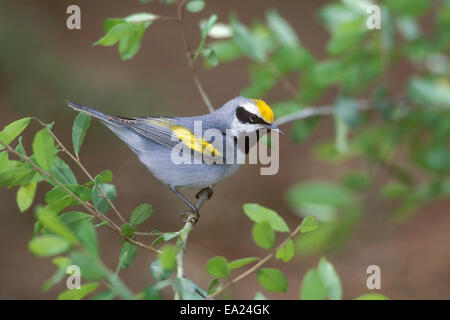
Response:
[1,140,160,254]
[207,223,303,299]
[33,118,126,223]
[176,0,214,113]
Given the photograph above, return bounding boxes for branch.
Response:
[0,140,161,255]
[174,188,210,300]
[274,99,372,126]
[207,223,303,299]
[176,0,214,113]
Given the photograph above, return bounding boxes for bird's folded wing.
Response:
[109,116,223,161]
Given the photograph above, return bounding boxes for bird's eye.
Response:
[249,114,257,123]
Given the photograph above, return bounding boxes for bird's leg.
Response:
[170,186,200,224]
[195,186,213,200]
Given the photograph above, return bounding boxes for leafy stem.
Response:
[32,117,126,223]
[0,139,160,255]
[207,222,302,299]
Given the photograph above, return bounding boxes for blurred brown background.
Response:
[0,0,449,299]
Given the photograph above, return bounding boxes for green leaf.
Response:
[92,183,116,213]
[286,181,353,222]
[299,216,320,234]
[16,182,37,212]
[151,235,164,247]
[241,65,277,98]
[300,268,326,300]
[119,242,138,269]
[42,257,72,292]
[173,277,207,300]
[45,184,92,212]
[96,22,136,46]
[408,77,450,109]
[37,206,79,244]
[209,40,242,63]
[186,0,205,13]
[202,48,219,68]
[252,221,275,249]
[273,46,314,74]
[0,118,31,150]
[194,14,218,61]
[143,285,161,300]
[317,257,342,300]
[207,278,220,294]
[120,223,136,237]
[0,152,9,172]
[70,251,106,280]
[243,203,289,232]
[230,17,266,62]
[50,157,77,185]
[257,268,287,292]
[72,113,91,157]
[29,235,71,257]
[385,0,430,17]
[275,239,294,262]
[341,171,371,190]
[228,257,259,270]
[104,272,134,300]
[32,128,55,172]
[94,170,114,184]
[158,245,178,271]
[0,163,37,188]
[58,282,99,300]
[150,260,173,281]
[91,290,117,300]
[67,219,99,257]
[59,211,92,225]
[130,203,153,226]
[118,22,149,60]
[355,293,389,300]
[266,9,299,47]
[206,256,230,278]
[103,18,126,32]
[162,232,178,241]
[15,136,26,157]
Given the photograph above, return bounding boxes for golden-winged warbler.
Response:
[66,96,281,223]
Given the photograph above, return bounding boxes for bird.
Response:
[66,96,281,223]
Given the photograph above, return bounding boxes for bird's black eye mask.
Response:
[236,106,269,125]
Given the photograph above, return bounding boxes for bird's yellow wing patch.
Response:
[171,126,222,157]
[253,99,274,123]
[147,119,222,157]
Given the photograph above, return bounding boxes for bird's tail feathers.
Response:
[65,100,110,121]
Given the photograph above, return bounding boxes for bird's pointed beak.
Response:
[266,123,285,135]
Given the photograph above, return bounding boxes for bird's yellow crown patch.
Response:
[253,99,274,123]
